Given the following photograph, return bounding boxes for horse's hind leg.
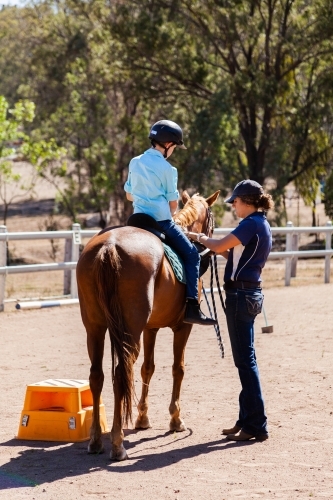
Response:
[110,366,128,461]
[110,335,141,461]
[135,328,159,429]
[86,327,106,454]
[169,323,192,432]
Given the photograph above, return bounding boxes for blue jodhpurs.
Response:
[158,219,200,300]
[225,288,268,437]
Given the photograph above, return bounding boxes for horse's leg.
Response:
[110,368,127,461]
[110,334,141,461]
[169,323,192,432]
[135,327,159,429]
[87,327,107,454]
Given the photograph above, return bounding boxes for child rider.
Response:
[124,119,217,326]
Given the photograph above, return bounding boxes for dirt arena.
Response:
[0,283,332,500]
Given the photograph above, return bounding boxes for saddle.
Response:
[126,213,213,279]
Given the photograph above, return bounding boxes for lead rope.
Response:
[202,256,225,358]
[213,253,226,314]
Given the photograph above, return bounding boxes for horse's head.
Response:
[174,190,220,237]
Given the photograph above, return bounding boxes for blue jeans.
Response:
[158,219,200,300]
[225,288,268,437]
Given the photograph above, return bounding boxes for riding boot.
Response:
[183,298,217,326]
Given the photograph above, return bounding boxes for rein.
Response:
[178,198,226,358]
[201,255,226,359]
[199,206,226,359]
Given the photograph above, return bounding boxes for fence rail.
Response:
[0,221,332,311]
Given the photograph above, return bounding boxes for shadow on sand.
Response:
[0,429,257,490]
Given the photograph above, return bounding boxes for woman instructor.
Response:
[188,180,274,442]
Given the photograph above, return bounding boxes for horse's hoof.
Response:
[88,441,104,454]
[135,415,152,429]
[110,445,128,461]
[169,419,187,432]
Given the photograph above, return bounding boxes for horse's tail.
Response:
[93,241,134,425]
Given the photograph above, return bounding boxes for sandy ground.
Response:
[0,284,332,500]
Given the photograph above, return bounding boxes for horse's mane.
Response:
[173,194,207,228]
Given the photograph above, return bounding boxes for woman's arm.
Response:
[188,232,241,255]
[126,192,134,201]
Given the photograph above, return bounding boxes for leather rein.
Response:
[197,205,226,359]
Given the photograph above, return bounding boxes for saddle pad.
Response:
[162,243,186,285]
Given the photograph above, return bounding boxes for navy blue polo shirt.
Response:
[224,211,272,283]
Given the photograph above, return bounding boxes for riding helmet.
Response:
[148,120,187,149]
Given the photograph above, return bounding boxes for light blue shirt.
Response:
[124,148,179,221]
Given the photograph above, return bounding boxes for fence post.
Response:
[0,225,7,312]
[71,223,81,299]
[324,220,332,283]
[291,232,299,278]
[63,238,72,295]
[285,221,293,286]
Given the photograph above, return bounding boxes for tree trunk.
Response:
[312,199,316,229]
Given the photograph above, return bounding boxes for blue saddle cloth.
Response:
[162,243,186,285]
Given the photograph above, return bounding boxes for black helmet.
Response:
[149,120,187,149]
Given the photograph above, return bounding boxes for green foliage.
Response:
[1,0,333,223]
[0,96,36,224]
[0,95,66,224]
[110,0,333,196]
[178,89,240,196]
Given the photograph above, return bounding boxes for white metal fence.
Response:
[0,221,332,311]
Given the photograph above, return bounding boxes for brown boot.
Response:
[222,424,241,436]
[226,430,269,442]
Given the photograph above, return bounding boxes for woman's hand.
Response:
[187,231,205,242]
[188,231,242,256]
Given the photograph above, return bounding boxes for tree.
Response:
[7,0,154,225]
[323,171,333,220]
[0,96,37,225]
[110,0,333,196]
[3,0,333,223]
[0,95,66,225]
[0,6,36,103]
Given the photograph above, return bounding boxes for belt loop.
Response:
[241,281,244,289]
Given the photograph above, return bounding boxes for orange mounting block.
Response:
[16,379,109,442]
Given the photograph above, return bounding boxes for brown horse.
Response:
[76,189,220,460]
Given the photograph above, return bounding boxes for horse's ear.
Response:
[181,190,191,205]
[206,190,220,206]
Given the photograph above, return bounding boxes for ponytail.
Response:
[239,193,274,211]
[258,193,274,211]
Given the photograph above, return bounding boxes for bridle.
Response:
[190,205,215,260]
[204,206,215,237]
[195,201,215,238]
